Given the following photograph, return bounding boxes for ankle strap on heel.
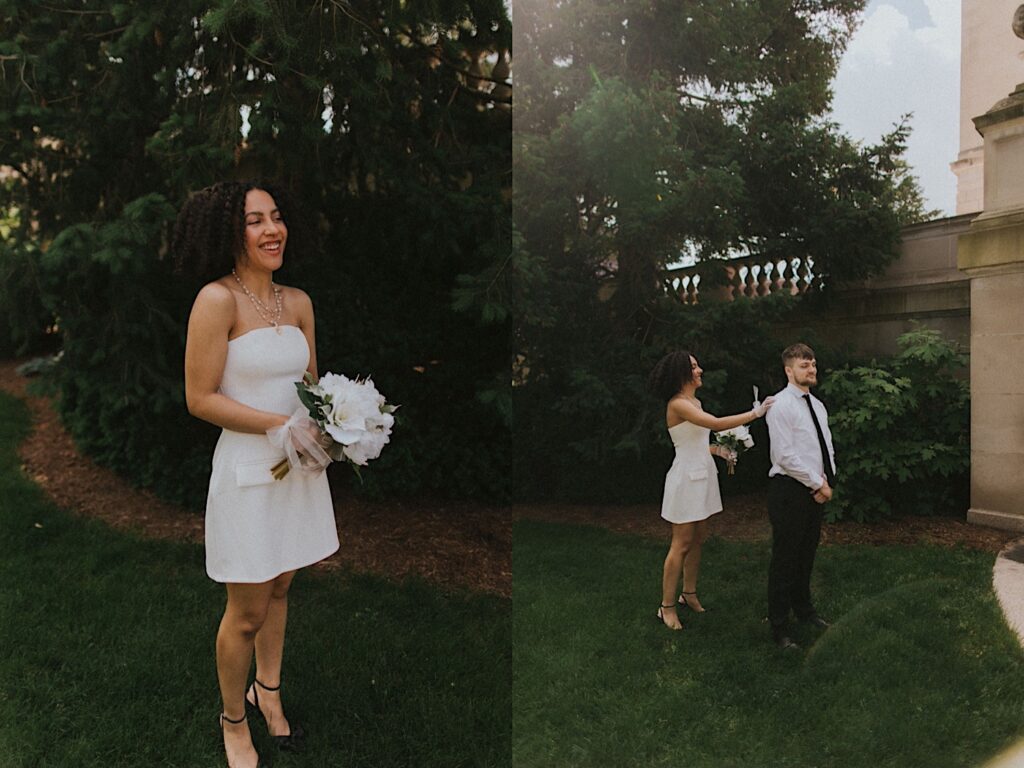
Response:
[221,711,246,725]
[254,678,281,692]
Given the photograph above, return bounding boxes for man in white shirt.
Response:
[764,343,836,650]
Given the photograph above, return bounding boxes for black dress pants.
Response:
[767,475,824,628]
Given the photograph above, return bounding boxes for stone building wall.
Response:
[799,215,973,358]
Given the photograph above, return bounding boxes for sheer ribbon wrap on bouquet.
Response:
[265,371,398,482]
[267,408,332,480]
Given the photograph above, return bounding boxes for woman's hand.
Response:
[711,444,738,464]
[267,408,332,474]
[722,447,738,469]
[752,395,775,418]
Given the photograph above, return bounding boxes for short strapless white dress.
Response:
[659,421,723,524]
[205,325,340,583]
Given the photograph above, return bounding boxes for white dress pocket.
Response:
[235,458,283,488]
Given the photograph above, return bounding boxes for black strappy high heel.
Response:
[218,712,268,768]
[246,678,307,752]
[678,591,709,612]
[656,603,683,630]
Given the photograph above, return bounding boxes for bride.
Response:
[649,350,772,631]
[177,181,339,768]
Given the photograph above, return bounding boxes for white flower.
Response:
[717,425,754,449]
[342,429,390,465]
[366,409,395,432]
[317,373,379,444]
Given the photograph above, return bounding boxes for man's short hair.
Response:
[782,343,816,367]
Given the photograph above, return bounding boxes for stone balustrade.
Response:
[664,255,819,304]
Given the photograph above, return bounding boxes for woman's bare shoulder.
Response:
[195,278,236,303]
[279,285,314,324]
[191,279,236,323]
[278,284,312,306]
[668,395,701,415]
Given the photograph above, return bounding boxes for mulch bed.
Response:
[0,360,511,598]
[512,490,1016,554]
[1,358,1014,606]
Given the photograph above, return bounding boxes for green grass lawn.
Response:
[513,520,1024,768]
[0,391,510,768]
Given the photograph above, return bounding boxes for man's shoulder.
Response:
[766,388,792,424]
[771,386,797,406]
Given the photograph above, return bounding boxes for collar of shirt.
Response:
[784,382,811,400]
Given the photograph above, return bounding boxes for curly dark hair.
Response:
[649,350,697,402]
[170,180,309,284]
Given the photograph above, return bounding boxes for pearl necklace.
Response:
[232,269,283,333]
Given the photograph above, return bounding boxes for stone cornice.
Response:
[975,82,1024,133]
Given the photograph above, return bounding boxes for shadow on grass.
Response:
[0,392,510,767]
[513,519,1024,768]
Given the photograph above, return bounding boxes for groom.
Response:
[764,343,836,650]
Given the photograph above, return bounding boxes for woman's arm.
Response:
[669,398,757,432]
[184,283,289,433]
[292,287,318,380]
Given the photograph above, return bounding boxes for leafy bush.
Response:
[39,195,217,507]
[819,328,969,522]
[0,196,56,357]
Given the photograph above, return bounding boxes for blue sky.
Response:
[831,0,960,215]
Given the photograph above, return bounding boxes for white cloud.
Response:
[831,1,960,215]
[843,5,910,69]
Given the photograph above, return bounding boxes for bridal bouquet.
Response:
[713,425,754,475]
[268,372,398,480]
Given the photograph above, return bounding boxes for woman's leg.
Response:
[250,569,298,737]
[660,522,697,629]
[218,581,275,768]
[681,518,709,611]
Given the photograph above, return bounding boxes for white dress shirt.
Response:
[765,383,836,491]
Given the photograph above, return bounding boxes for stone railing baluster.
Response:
[664,253,818,303]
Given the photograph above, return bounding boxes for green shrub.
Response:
[0,197,56,357]
[819,328,969,522]
[40,194,216,508]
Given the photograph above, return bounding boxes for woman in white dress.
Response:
[649,351,771,631]
[177,181,340,768]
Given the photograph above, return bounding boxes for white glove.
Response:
[752,396,775,418]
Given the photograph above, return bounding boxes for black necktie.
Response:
[802,394,835,487]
